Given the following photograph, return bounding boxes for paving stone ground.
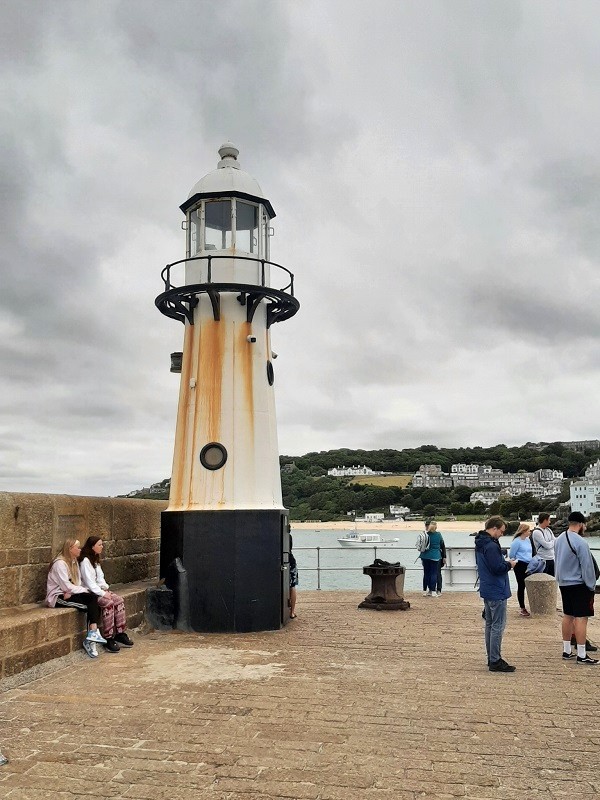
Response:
[1,590,599,800]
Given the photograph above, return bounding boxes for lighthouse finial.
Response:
[218,142,240,169]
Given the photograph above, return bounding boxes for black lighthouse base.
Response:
[159,509,290,633]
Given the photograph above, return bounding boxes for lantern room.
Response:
[180,142,275,259]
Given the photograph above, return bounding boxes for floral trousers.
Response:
[97,591,126,638]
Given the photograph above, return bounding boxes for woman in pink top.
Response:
[46,538,107,659]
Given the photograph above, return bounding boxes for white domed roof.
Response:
[181,143,274,216]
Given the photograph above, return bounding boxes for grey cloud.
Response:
[1,1,600,493]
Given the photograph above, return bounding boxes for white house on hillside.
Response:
[328,465,383,477]
[570,480,600,516]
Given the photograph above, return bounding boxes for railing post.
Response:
[316,546,321,590]
[261,259,265,286]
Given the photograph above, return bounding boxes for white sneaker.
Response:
[426,590,432,596]
[423,591,429,596]
[86,629,107,644]
[431,591,438,597]
[83,639,99,659]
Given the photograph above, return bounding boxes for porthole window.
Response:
[266,360,274,386]
[199,442,228,471]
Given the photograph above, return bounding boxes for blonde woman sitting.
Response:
[46,538,107,658]
[79,536,134,653]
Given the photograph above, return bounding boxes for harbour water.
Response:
[291,527,600,592]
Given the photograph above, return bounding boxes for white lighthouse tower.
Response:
[156,144,299,632]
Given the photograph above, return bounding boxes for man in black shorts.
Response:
[555,512,598,665]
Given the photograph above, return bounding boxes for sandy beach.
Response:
[291,519,485,532]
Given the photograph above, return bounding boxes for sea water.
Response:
[291,527,600,592]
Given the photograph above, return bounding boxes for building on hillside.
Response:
[526,440,600,452]
[390,504,410,518]
[535,468,564,481]
[364,513,385,523]
[451,463,494,476]
[570,480,600,516]
[584,459,600,480]
[411,464,453,488]
[469,490,504,507]
[563,440,600,453]
[450,466,505,488]
[327,465,383,477]
[413,462,570,493]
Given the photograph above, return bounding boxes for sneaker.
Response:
[423,591,429,596]
[114,632,134,647]
[0,752,8,766]
[82,639,98,659]
[576,655,599,665]
[431,591,439,597]
[426,590,432,596]
[86,629,107,644]
[519,609,531,617]
[55,597,87,611]
[103,638,121,653]
[489,659,516,672]
[562,651,575,660]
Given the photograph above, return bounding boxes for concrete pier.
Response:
[1,590,599,799]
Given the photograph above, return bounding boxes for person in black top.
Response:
[437,534,447,594]
[289,534,298,619]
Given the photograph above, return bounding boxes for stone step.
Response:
[0,580,152,683]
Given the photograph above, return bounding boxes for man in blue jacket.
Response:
[475,516,517,672]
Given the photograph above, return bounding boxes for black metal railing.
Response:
[160,254,295,296]
[156,254,299,326]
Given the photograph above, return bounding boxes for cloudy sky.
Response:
[1,0,599,496]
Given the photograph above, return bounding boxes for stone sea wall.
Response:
[0,493,167,609]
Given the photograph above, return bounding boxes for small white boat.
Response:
[337,532,400,548]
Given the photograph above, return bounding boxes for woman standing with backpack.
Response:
[420,521,443,597]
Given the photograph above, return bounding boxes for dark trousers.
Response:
[437,560,443,593]
[57,593,100,625]
[544,560,555,577]
[513,561,528,609]
[422,559,439,592]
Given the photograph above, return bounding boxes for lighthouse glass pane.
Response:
[236,201,258,253]
[204,200,232,250]
[189,209,200,254]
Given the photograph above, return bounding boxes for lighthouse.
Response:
[156,144,299,632]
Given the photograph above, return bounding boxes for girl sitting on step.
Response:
[46,538,107,659]
[79,536,134,653]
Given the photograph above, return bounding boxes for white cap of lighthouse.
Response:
[157,144,299,513]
